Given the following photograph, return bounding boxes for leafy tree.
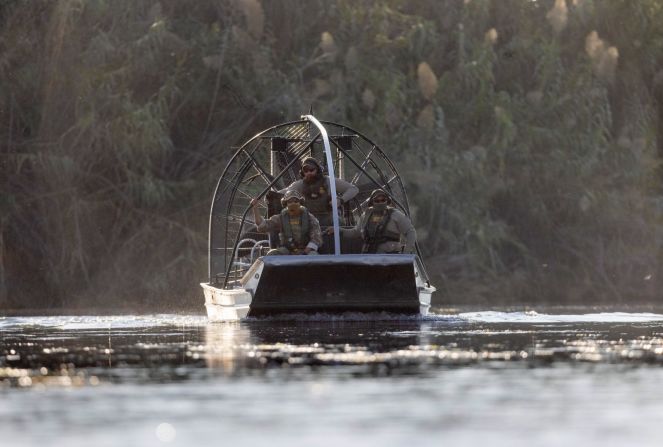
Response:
[2,0,663,309]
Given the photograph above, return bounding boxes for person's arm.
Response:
[304,214,323,253]
[251,198,263,225]
[332,177,359,203]
[393,210,416,253]
[251,198,277,233]
[347,212,364,237]
[277,180,303,195]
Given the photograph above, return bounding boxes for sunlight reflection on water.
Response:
[2,311,663,446]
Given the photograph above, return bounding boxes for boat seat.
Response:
[319,229,363,254]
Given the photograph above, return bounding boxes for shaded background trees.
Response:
[2,0,663,310]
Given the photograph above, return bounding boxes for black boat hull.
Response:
[247,254,420,316]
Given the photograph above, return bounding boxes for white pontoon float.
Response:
[202,115,435,321]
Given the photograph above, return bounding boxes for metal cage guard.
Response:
[207,117,432,288]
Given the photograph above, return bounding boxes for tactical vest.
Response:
[362,208,401,253]
[302,177,332,222]
[279,207,311,251]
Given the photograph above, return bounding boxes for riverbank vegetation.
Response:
[2,0,663,310]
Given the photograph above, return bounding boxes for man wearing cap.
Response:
[251,190,322,255]
[279,157,359,227]
[336,189,416,254]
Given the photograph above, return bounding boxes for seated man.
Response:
[251,190,322,255]
[279,157,358,227]
[335,189,416,254]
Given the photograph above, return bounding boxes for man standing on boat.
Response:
[279,157,359,227]
[251,190,322,255]
[335,189,416,254]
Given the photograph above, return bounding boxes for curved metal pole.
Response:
[302,115,341,256]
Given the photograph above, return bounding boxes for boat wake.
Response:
[0,315,209,331]
[242,312,457,323]
[242,310,663,324]
[3,310,663,330]
[455,311,663,323]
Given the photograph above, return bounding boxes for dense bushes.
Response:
[1,0,663,309]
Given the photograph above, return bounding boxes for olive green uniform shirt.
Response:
[342,207,417,254]
[279,177,359,226]
[256,210,323,251]
[280,176,359,203]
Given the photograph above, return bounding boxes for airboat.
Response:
[201,115,435,321]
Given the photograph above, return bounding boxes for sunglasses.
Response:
[302,166,317,173]
[373,197,388,204]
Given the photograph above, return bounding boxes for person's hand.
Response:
[303,247,312,254]
[250,198,260,207]
[325,227,334,235]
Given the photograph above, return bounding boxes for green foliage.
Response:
[2,0,663,308]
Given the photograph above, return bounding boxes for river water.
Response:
[3,309,663,446]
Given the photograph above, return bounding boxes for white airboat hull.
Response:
[202,284,252,321]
